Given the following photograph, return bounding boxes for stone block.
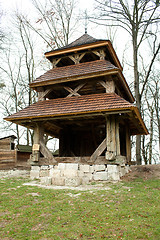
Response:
[94,165,106,172]
[65,163,79,170]
[93,172,108,181]
[84,173,93,181]
[105,151,115,160]
[40,165,49,170]
[119,167,127,177]
[82,177,90,185]
[30,170,40,179]
[115,156,126,165]
[78,171,85,177]
[49,168,53,177]
[50,169,61,177]
[107,165,119,173]
[62,169,78,178]
[125,166,130,173]
[31,166,40,171]
[108,172,120,181]
[119,166,130,177]
[52,177,65,186]
[65,177,82,187]
[49,165,54,169]
[39,170,49,177]
[79,164,90,173]
[89,165,94,173]
[57,163,66,170]
[40,177,52,185]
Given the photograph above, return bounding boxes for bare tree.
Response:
[149,75,160,162]
[21,0,78,49]
[94,0,160,164]
[141,90,154,164]
[0,14,37,145]
[1,0,79,150]
[0,48,24,144]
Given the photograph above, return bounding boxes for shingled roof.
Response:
[31,60,118,87]
[46,34,106,53]
[5,93,133,120]
[5,93,148,135]
[45,34,123,71]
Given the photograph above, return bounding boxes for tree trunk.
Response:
[132,29,142,165]
[149,109,153,164]
[142,135,147,165]
[158,124,160,161]
[16,124,19,145]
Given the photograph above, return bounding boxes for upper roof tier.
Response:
[55,34,101,49]
[30,59,134,103]
[45,33,123,71]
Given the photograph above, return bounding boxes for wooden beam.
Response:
[106,115,118,158]
[69,53,85,64]
[99,80,115,93]
[32,125,41,161]
[110,115,116,152]
[64,86,81,97]
[90,137,107,162]
[106,116,111,152]
[38,89,53,101]
[126,125,131,164]
[52,58,61,68]
[45,41,108,58]
[64,83,86,97]
[32,124,57,163]
[92,49,106,60]
[40,140,56,163]
[116,119,120,155]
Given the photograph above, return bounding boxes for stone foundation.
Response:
[30,163,130,186]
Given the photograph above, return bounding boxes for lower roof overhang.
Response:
[4,93,148,137]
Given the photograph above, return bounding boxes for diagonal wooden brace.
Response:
[90,137,107,162]
[64,83,86,97]
[40,140,57,163]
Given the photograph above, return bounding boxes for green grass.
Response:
[0,178,160,240]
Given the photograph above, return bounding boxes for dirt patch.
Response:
[122,164,160,181]
[23,182,112,191]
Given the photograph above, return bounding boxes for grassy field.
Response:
[0,177,160,240]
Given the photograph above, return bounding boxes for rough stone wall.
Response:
[0,169,29,178]
[30,163,130,186]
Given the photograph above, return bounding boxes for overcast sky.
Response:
[1,0,94,13]
[0,0,132,76]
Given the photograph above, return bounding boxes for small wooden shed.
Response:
[0,135,17,169]
[5,34,148,166]
[0,135,32,169]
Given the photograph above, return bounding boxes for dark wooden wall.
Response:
[59,124,105,157]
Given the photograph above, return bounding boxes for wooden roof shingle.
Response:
[30,60,118,87]
[4,93,148,135]
[46,34,106,53]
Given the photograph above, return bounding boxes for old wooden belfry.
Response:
[5,34,148,166]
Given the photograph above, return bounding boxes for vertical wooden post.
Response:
[110,115,116,153]
[126,125,131,164]
[33,125,40,144]
[106,115,118,160]
[32,124,41,162]
[32,124,56,162]
[106,115,111,152]
[115,118,120,155]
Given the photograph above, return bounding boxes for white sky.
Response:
[1,0,94,12]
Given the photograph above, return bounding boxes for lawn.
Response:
[0,177,159,240]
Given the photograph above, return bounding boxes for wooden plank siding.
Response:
[0,150,16,170]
